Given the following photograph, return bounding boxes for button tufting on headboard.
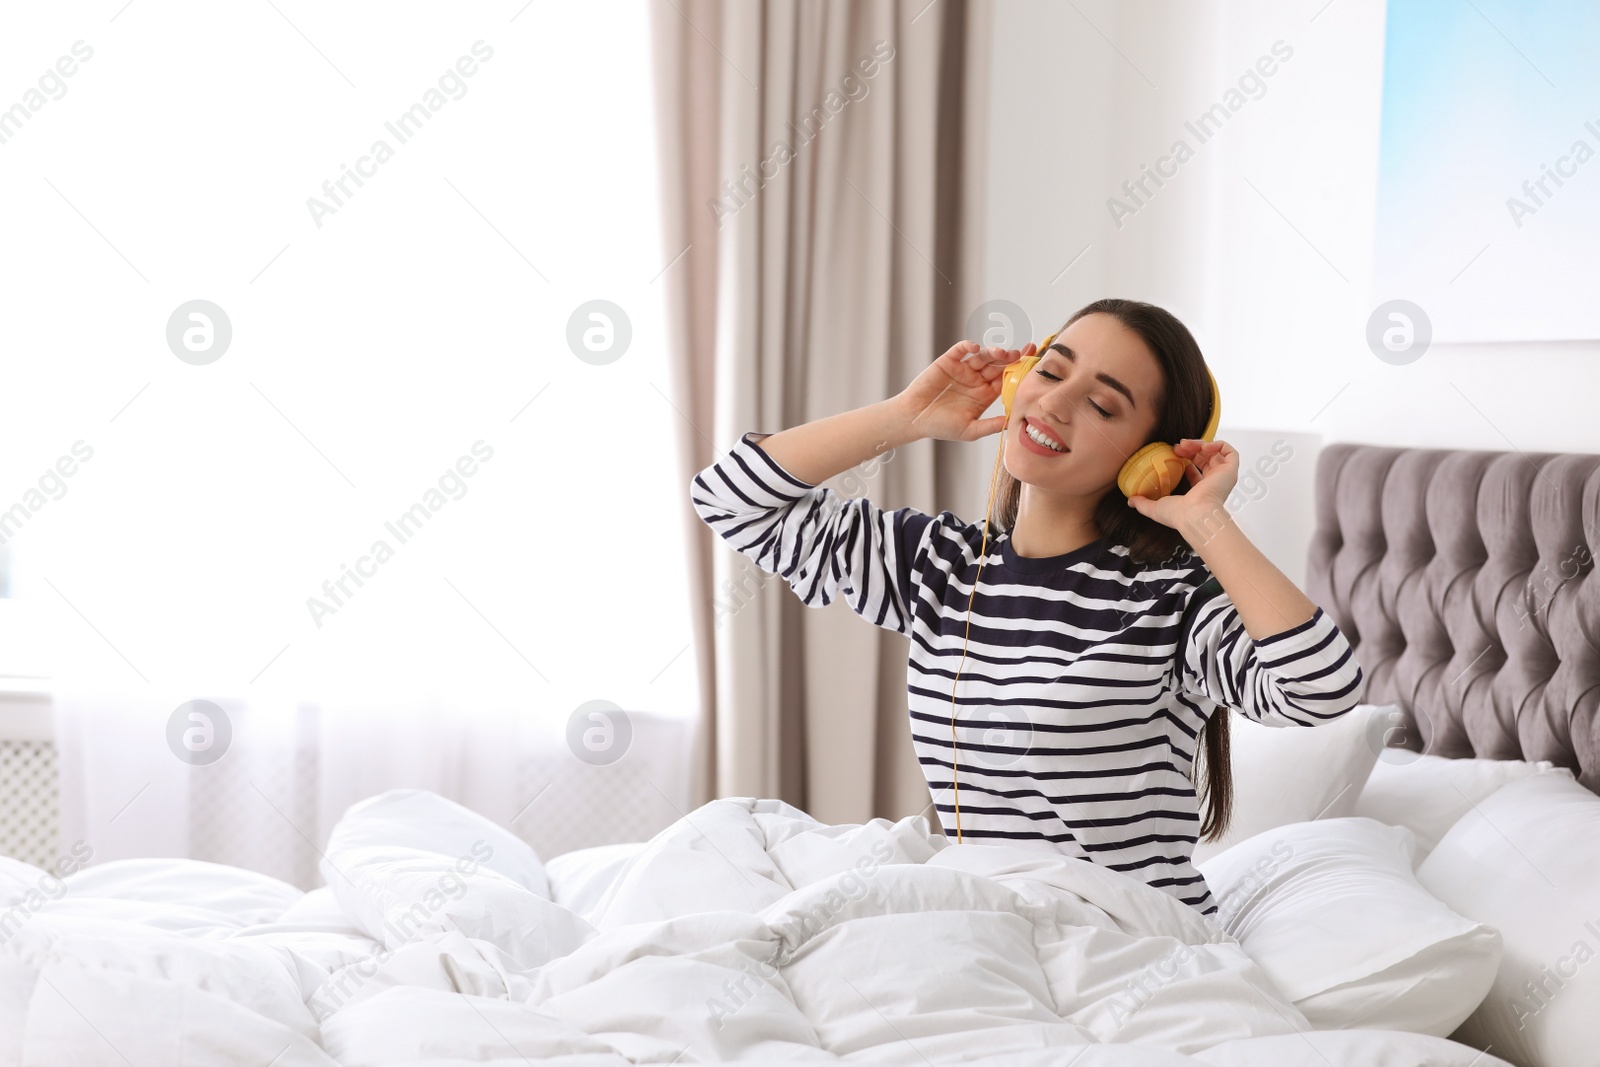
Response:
[1306,443,1600,795]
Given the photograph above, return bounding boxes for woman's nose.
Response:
[1038,385,1075,424]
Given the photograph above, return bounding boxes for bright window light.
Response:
[0,2,696,725]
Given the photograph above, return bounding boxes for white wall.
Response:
[983,0,1600,573]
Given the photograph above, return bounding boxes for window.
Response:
[0,2,695,725]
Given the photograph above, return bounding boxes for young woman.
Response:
[689,297,1365,918]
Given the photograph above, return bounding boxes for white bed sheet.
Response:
[0,790,1514,1066]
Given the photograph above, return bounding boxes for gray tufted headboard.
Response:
[1304,444,1600,795]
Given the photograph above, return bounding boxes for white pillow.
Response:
[1417,773,1600,1067]
[1191,703,1386,864]
[1198,816,1502,1035]
[1354,753,1570,861]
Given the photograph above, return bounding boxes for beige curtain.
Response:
[652,0,995,825]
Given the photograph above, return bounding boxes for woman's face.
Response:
[1005,313,1164,494]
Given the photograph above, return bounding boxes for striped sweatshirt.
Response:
[690,431,1367,918]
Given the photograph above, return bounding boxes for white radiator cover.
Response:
[0,738,58,871]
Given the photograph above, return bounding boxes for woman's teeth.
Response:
[1025,422,1067,452]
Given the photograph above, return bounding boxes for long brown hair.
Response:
[992,297,1233,843]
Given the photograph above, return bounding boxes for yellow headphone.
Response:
[944,329,1221,843]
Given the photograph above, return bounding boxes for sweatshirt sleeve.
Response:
[1175,572,1367,727]
[689,431,936,637]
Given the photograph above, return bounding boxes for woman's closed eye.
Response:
[1036,368,1113,419]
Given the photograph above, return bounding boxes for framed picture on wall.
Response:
[1371,0,1599,343]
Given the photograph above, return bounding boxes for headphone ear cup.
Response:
[1000,356,1039,418]
[1118,442,1187,500]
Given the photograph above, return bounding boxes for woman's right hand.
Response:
[893,339,1036,443]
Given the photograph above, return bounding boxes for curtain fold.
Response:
[653,0,995,824]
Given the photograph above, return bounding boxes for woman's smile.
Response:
[1019,416,1071,457]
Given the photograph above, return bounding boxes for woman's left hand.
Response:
[1126,439,1239,532]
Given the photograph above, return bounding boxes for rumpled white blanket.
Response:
[0,789,1512,1065]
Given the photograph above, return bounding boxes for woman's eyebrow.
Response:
[1046,342,1138,411]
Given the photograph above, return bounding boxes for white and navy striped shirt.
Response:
[690,431,1367,918]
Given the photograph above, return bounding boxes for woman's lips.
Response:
[1018,418,1069,457]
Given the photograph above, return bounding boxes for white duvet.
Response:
[0,789,1511,1065]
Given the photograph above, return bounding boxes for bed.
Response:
[0,441,1594,1066]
